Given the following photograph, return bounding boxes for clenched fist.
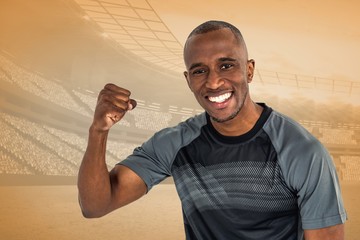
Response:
[91,83,137,132]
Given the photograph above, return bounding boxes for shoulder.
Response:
[263,110,326,157]
[140,112,207,156]
[121,113,208,189]
[263,110,333,188]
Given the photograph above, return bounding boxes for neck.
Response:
[211,101,263,137]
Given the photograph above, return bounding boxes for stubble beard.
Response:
[210,105,241,123]
[209,90,248,123]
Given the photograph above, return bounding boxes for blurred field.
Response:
[0,185,184,240]
[0,183,358,240]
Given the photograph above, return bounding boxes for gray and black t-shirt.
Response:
[120,103,347,240]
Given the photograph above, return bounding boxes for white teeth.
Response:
[208,92,232,103]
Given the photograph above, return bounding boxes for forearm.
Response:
[77,126,112,218]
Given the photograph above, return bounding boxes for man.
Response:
[78,20,347,239]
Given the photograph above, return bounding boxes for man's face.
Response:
[184,28,254,123]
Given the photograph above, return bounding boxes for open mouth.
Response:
[207,92,232,103]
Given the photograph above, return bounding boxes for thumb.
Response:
[128,99,137,110]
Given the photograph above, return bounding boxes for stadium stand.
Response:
[0,148,34,175]
[340,156,360,182]
[0,43,359,183]
[0,54,92,118]
[0,117,77,176]
[129,108,172,131]
[319,128,357,145]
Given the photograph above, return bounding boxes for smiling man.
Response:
[183,25,261,135]
[78,20,347,240]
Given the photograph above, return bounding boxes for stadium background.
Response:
[0,0,359,239]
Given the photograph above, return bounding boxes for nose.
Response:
[205,70,224,90]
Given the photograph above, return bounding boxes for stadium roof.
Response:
[73,0,360,97]
[74,0,184,72]
[1,0,359,99]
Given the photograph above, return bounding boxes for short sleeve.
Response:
[264,111,347,229]
[119,131,175,192]
[293,145,347,229]
[118,114,207,192]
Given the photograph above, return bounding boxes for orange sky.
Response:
[149,0,360,82]
[0,0,359,104]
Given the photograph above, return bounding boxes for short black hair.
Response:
[184,20,248,59]
[186,20,244,44]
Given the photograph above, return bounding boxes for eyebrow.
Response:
[188,57,237,71]
[219,57,237,62]
[189,63,203,71]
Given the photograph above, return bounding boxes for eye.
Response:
[220,63,233,70]
[191,68,206,75]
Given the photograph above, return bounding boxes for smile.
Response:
[208,92,232,103]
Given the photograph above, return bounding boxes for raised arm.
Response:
[77,83,147,218]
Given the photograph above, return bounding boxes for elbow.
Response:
[78,198,107,219]
[79,204,107,219]
[81,208,103,219]
[80,209,93,219]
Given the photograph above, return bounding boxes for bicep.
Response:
[108,164,147,211]
[304,224,345,240]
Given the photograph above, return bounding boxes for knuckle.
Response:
[104,83,115,89]
[123,88,131,96]
[104,83,131,96]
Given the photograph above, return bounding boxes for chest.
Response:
[171,133,297,215]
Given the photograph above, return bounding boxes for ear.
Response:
[247,59,255,83]
[184,71,193,92]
